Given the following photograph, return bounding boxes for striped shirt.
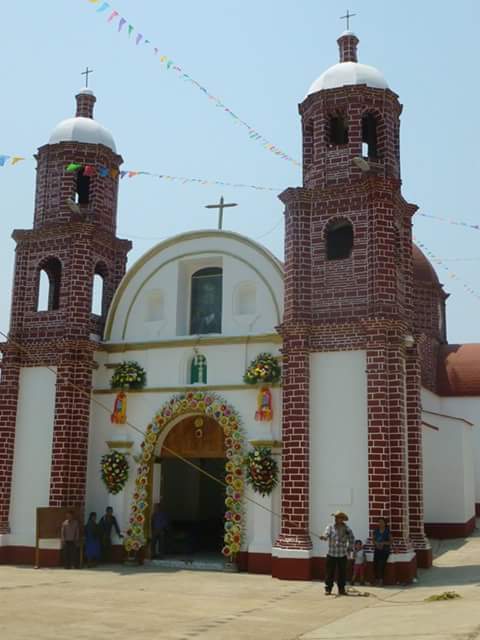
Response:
[324,523,355,558]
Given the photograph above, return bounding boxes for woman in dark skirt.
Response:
[84,512,101,567]
[373,517,392,585]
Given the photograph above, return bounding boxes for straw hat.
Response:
[331,511,349,521]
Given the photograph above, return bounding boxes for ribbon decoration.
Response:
[84,1,300,168]
[415,238,480,302]
[0,155,25,167]
[417,212,480,232]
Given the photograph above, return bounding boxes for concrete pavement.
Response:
[0,527,479,640]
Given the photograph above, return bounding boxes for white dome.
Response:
[49,116,116,152]
[307,61,388,96]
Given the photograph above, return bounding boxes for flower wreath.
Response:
[101,450,129,495]
[123,391,245,559]
[110,361,146,390]
[243,353,281,385]
[245,447,279,496]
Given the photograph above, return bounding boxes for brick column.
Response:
[406,342,432,567]
[0,347,21,534]
[366,324,416,583]
[272,188,313,580]
[48,345,93,510]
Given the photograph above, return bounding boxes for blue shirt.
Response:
[374,527,391,549]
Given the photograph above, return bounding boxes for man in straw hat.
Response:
[319,511,355,596]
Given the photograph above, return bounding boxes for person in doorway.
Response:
[99,506,123,562]
[351,540,366,585]
[320,511,355,596]
[61,510,80,569]
[373,517,392,585]
[84,512,101,567]
[151,500,169,559]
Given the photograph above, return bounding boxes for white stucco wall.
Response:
[9,367,56,546]
[421,389,475,524]
[440,396,480,508]
[310,351,369,555]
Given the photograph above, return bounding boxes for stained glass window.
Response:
[190,267,222,335]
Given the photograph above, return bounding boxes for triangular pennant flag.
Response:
[107,10,118,22]
[98,166,109,177]
[127,24,134,36]
[110,168,119,178]
[83,165,96,176]
[136,33,143,45]
[118,17,126,31]
[127,171,138,178]
[11,156,25,165]
[0,155,10,166]
[66,163,82,173]
[119,170,127,178]
[96,2,110,12]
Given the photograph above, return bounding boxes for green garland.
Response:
[110,361,146,390]
[101,451,129,495]
[245,447,279,496]
[243,353,281,385]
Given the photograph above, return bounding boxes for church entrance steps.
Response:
[147,552,229,572]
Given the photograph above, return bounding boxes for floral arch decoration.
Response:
[124,391,245,559]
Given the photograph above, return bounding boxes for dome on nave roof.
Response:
[48,88,117,152]
[307,31,388,97]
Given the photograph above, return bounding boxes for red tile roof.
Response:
[438,344,480,396]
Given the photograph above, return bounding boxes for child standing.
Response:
[351,540,366,585]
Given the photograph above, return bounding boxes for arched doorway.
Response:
[153,415,226,558]
[124,391,245,563]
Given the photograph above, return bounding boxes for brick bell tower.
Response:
[272,31,431,580]
[0,87,131,536]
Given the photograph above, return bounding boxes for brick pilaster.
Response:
[0,346,21,534]
[366,323,410,542]
[275,326,312,550]
[405,344,429,546]
[49,345,93,509]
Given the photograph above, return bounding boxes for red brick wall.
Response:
[0,346,21,534]
[277,66,425,556]
[0,104,131,532]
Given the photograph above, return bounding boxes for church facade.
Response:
[1,31,479,582]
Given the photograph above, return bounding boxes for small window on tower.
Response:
[326,221,354,260]
[329,115,349,145]
[362,113,378,159]
[37,258,62,311]
[91,263,108,316]
[75,168,90,205]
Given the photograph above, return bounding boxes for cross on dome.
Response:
[81,66,94,88]
[340,9,357,30]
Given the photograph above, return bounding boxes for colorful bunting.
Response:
[84,0,300,168]
[58,161,282,191]
[66,162,82,173]
[417,212,480,232]
[415,238,480,302]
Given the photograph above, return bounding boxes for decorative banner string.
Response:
[414,238,480,302]
[417,212,480,232]
[0,155,283,192]
[66,162,283,191]
[83,0,300,168]
[0,154,25,166]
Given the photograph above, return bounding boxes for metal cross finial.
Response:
[205,196,238,230]
[81,66,94,88]
[340,9,356,30]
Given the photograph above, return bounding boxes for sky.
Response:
[1,0,479,343]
